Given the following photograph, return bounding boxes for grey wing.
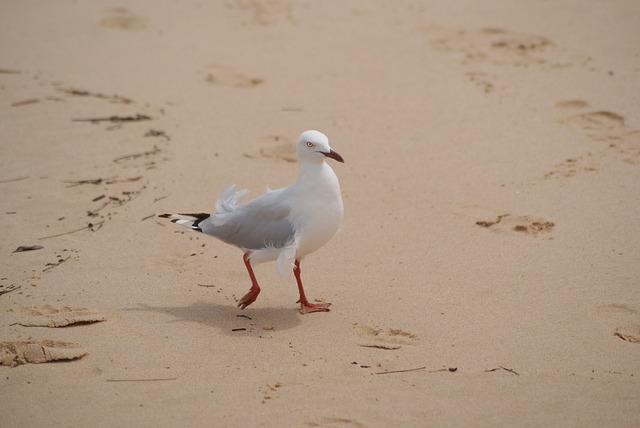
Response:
[199,189,295,250]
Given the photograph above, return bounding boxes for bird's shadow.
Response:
[124,301,302,336]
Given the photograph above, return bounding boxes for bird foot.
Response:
[238,288,260,309]
[298,301,331,314]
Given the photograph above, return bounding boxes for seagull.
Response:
[159,130,344,314]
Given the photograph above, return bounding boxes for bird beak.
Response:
[323,149,344,163]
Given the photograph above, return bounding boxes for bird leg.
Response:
[294,260,331,314]
[238,252,261,309]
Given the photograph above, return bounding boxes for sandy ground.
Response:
[1,1,639,426]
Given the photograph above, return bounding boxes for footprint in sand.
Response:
[614,325,640,344]
[231,0,296,26]
[306,417,367,428]
[353,324,419,350]
[593,304,640,344]
[259,381,284,403]
[203,64,263,88]
[552,99,640,169]
[12,304,106,328]
[428,27,573,68]
[100,8,147,30]
[257,135,296,163]
[0,340,87,367]
[556,100,629,140]
[465,71,497,94]
[475,213,555,237]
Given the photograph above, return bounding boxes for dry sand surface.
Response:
[1,1,639,426]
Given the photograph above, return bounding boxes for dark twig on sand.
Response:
[113,146,160,163]
[106,378,177,383]
[58,88,132,104]
[0,176,29,184]
[0,285,21,296]
[63,177,117,187]
[145,129,171,141]
[72,113,151,124]
[38,221,105,240]
[13,245,44,253]
[476,214,509,228]
[43,256,70,272]
[11,98,40,107]
[375,367,427,375]
[484,366,520,376]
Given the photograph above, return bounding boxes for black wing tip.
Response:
[179,213,210,221]
[158,212,207,232]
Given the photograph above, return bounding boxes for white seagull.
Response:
[160,130,344,314]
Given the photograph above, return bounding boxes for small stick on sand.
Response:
[43,256,70,272]
[375,367,427,375]
[38,221,105,240]
[0,285,21,296]
[484,366,520,376]
[106,378,177,383]
[113,146,160,163]
[72,113,151,123]
[0,176,29,184]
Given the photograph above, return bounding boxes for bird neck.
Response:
[297,160,332,183]
[298,161,337,187]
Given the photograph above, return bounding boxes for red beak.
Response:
[323,149,344,163]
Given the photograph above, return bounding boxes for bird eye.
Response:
[306,141,314,148]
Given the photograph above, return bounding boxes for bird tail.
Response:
[209,184,249,226]
[158,213,210,232]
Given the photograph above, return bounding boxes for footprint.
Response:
[564,110,626,135]
[593,304,640,343]
[543,156,597,179]
[614,325,640,343]
[428,27,570,68]
[13,304,106,327]
[203,64,263,88]
[553,99,640,169]
[465,72,496,93]
[0,340,87,367]
[353,324,419,350]
[100,8,147,30]
[555,99,637,141]
[306,417,367,428]
[258,135,296,163]
[555,99,590,110]
[231,0,296,26]
[260,381,283,403]
[475,213,555,237]
[593,304,638,316]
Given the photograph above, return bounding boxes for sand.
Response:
[1,1,639,426]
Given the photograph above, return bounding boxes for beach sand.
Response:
[1,1,639,426]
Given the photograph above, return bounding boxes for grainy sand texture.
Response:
[1,1,639,426]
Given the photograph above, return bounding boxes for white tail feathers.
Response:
[215,184,249,214]
[210,184,249,227]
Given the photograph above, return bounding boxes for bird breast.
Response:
[290,165,343,257]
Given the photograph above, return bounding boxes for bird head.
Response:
[296,130,344,164]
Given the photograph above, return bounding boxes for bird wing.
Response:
[199,185,295,250]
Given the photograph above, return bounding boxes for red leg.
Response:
[238,252,260,309]
[294,260,331,314]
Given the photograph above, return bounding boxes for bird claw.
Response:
[238,288,260,309]
[298,302,332,314]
